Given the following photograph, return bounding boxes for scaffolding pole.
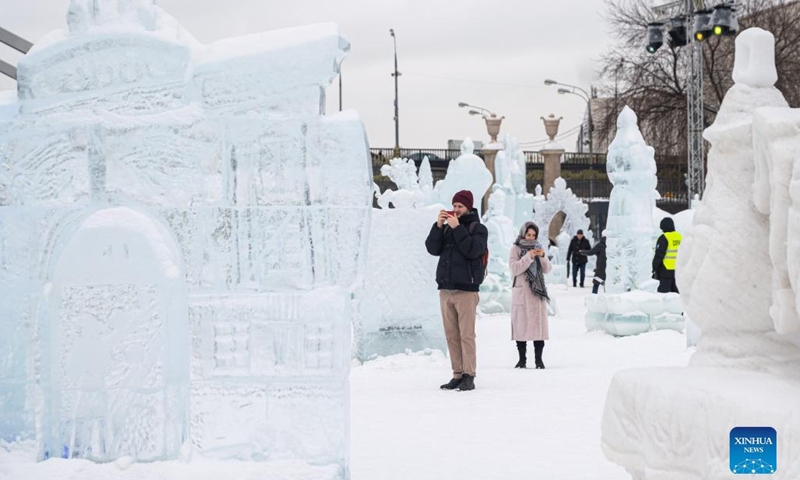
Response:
[686,37,705,200]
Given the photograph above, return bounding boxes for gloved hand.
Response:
[652,271,658,280]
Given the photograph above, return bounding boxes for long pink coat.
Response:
[509,245,552,341]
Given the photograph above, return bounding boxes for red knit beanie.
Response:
[452,190,474,211]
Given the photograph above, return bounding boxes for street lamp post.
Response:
[458,102,505,213]
[390,29,401,157]
[458,102,505,143]
[545,79,593,154]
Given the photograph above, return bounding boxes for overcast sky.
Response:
[0,0,616,150]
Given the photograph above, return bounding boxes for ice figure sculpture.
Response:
[604,106,659,294]
[375,157,433,209]
[433,138,492,216]
[583,108,683,336]
[602,29,800,480]
[0,1,370,475]
[359,162,445,360]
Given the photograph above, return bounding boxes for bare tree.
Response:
[594,0,800,156]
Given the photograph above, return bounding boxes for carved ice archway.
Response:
[44,207,188,461]
[532,178,593,248]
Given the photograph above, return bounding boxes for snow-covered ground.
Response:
[0,283,692,480]
[351,283,693,480]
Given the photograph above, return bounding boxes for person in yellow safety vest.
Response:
[652,217,682,293]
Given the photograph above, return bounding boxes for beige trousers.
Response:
[439,290,479,378]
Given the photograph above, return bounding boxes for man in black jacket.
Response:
[425,190,488,392]
[653,217,682,293]
[567,230,591,288]
[580,234,606,294]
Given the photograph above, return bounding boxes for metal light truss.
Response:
[686,37,705,200]
[652,0,707,201]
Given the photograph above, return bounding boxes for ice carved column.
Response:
[604,106,658,294]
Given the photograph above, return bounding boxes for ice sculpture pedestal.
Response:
[585,292,684,336]
[603,368,800,479]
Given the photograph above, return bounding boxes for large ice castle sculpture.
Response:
[0,1,370,475]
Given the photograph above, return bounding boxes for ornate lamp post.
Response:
[458,102,505,143]
[545,79,593,153]
[539,114,565,198]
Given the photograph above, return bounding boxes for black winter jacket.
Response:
[580,237,606,280]
[567,236,591,265]
[424,209,488,292]
[653,217,677,279]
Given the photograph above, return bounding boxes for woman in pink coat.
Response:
[509,222,552,369]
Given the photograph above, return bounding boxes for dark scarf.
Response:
[515,234,549,301]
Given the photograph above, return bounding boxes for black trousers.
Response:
[571,262,586,286]
[658,277,679,293]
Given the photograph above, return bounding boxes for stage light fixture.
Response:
[646,23,665,54]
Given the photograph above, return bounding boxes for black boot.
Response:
[440,377,462,390]
[514,341,527,368]
[534,341,545,369]
[457,374,475,391]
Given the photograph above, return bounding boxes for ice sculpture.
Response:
[357,205,446,360]
[547,230,572,286]
[375,157,434,209]
[478,188,516,313]
[494,135,534,227]
[359,162,445,360]
[531,178,593,285]
[604,106,659,294]
[0,1,370,476]
[433,138,492,216]
[583,108,683,336]
[602,29,800,480]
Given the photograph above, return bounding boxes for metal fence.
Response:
[370,148,690,212]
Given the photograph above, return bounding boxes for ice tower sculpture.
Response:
[493,135,534,227]
[477,135,533,314]
[0,1,370,476]
[604,107,659,293]
[602,29,800,480]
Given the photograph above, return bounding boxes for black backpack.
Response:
[468,222,489,279]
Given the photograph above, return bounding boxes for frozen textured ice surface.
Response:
[357,207,445,360]
[0,2,368,475]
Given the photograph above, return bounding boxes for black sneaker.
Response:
[457,374,475,391]
[440,377,462,390]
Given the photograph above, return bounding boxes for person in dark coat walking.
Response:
[580,234,606,294]
[425,190,488,392]
[652,217,682,293]
[566,230,591,288]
